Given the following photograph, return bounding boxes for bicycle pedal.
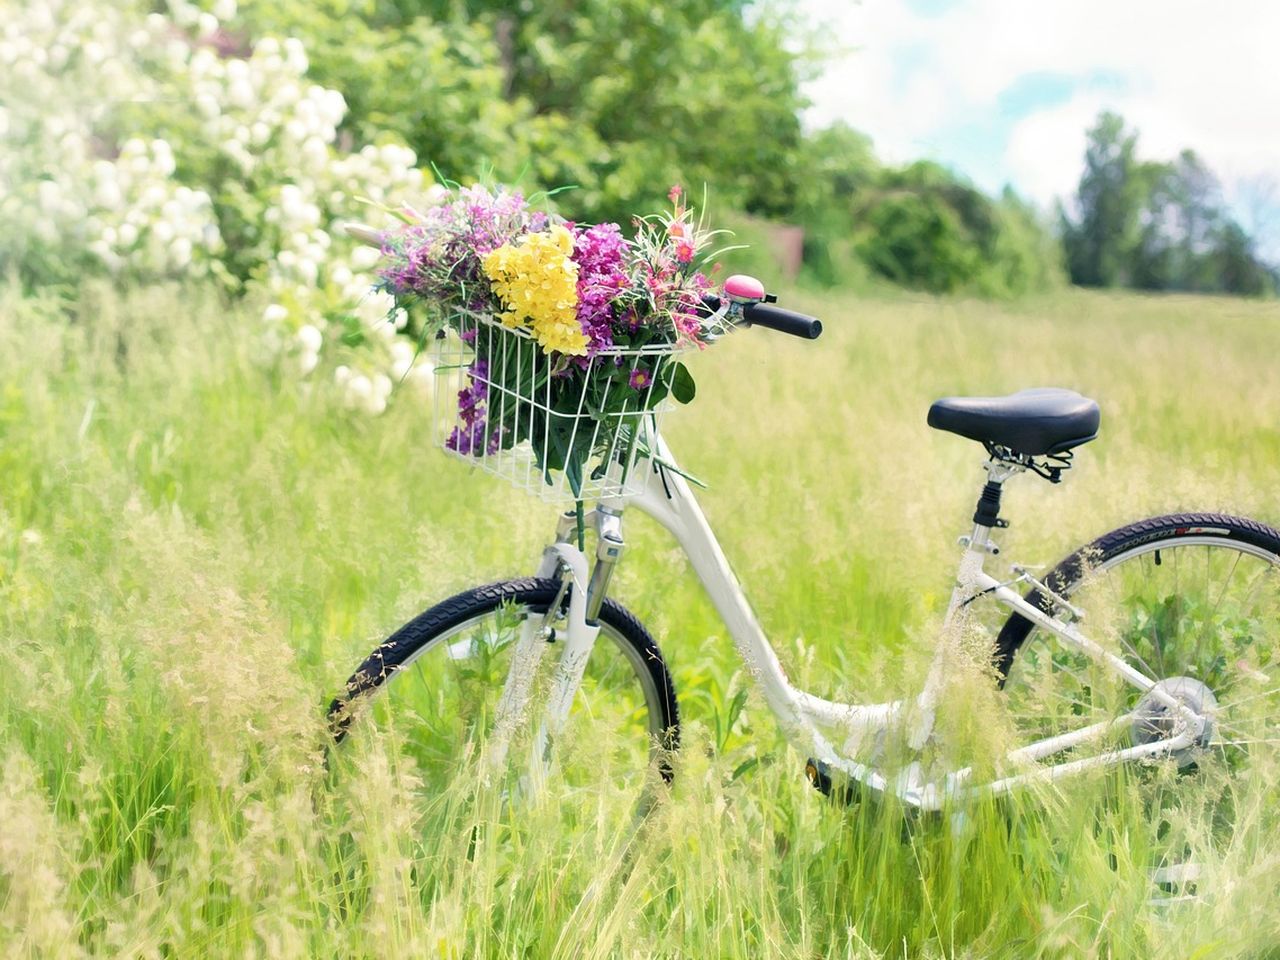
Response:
[804,758,860,806]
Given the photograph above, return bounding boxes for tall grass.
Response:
[1,279,1278,956]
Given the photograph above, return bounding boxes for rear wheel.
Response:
[329,579,679,805]
[996,513,1280,889]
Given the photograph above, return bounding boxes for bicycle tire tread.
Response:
[994,511,1280,679]
[328,579,679,759]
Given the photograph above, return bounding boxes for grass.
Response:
[2,279,1279,956]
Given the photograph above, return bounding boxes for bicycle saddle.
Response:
[927,388,1100,456]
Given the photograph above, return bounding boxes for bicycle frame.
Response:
[494,434,1210,811]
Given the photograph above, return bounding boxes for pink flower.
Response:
[675,240,694,264]
[668,184,683,204]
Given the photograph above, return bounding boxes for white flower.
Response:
[346,374,372,407]
[195,94,219,119]
[406,361,436,394]
[2,0,425,416]
[94,180,122,210]
[227,79,254,109]
[170,237,192,268]
[294,256,318,286]
[296,323,323,353]
[36,179,60,213]
[283,37,308,73]
[172,0,200,28]
[224,57,249,83]
[423,182,449,207]
[350,245,380,270]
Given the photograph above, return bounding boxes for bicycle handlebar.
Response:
[741,301,823,340]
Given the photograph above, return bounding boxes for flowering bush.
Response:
[377,184,727,494]
[0,0,426,413]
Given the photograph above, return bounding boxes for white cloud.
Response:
[801,0,1280,208]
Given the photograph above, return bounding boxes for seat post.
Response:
[973,478,1004,529]
[967,459,1022,548]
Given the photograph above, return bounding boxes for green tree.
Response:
[1213,221,1274,296]
[848,161,1059,296]
[1131,150,1225,292]
[239,0,808,224]
[1060,111,1144,287]
[789,123,881,284]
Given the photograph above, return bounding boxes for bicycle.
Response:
[329,229,1280,861]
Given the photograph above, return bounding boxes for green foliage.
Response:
[234,0,1071,298]
[1062,112,1276,296]
[241,0,807,225]
[850,162,1063,296]
[1060,111,1145,288]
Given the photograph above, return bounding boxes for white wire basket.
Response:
[429,313,687,502]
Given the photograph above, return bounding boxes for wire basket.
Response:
[429,313,686,503]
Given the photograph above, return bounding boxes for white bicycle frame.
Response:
[487,432,1212,812]
[337,219,1209,809]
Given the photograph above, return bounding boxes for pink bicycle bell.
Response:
[723,274,766,304]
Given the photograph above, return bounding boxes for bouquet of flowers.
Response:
[376,183,732,498]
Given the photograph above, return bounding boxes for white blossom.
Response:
[2,0,426,414]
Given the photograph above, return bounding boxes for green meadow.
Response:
[2,282,1279,957]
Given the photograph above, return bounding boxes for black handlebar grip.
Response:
[743,302,823,340]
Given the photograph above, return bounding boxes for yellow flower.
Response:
[481,225,586,356]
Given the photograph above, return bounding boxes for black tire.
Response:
[994,512,1280,881]
[994,512,1280,680]
[328,578,679,781]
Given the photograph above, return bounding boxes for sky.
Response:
[800,0,1280,247]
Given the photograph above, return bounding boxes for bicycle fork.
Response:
[483,508,625,796]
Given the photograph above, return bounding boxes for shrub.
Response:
[0,0,428,411]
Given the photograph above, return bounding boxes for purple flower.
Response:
[628,367,653,390]
[445,359,496,457]
[572,222,630,355]
[377,186,537,306]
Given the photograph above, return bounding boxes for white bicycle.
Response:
[329,249,1280,845]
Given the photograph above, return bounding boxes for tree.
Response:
[1060,111,1144,287]
[240,0,808,225]
[852,162,1060,296]
[1062,112,1274,296]
[1213,221,1273,296]
[1132,150,1225,292]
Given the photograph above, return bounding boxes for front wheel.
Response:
[328,579,680,802]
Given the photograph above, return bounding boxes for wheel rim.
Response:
[1002,537,1280,873]
[1004,538,1280,756]
[344,600,672,805]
